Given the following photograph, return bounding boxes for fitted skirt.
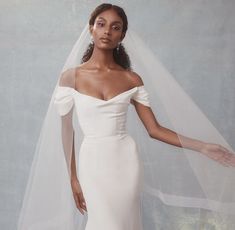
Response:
[77,134,144,230]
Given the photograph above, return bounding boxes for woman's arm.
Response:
[61,115,87,215]
[61,112,74,175]
[58,69,87,214]
[132,100,204,151]
[132,100,235,166]
[129,71,235,166]
[70,131,78,181]
[128,72,204,151]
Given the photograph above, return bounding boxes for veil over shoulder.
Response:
[17,23,235,230]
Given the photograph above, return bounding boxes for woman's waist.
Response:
[82,132,132,143]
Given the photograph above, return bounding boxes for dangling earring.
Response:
[117,42,121,54]
[90,36,94,45]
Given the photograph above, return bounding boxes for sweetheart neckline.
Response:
[58,86,142,102]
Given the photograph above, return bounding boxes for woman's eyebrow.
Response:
[97,16,122,24]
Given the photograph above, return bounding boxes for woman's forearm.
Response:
[61,119,78,181]
[70,132,78,182]
[149,126,205,152]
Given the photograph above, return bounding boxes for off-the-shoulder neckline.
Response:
[57,85,144,102]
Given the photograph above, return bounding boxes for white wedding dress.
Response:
[16,23,235,230]
[54,85,151,230]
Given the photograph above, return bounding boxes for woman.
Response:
[17,3,235,230]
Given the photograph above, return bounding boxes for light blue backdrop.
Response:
[1,0,234,229]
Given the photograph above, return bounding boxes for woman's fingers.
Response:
[202,143,235,167]
[73,192,87,215]
[220,148,235,166]
[218,145,230,153]
[73,193,84,214]
[227,154,235,167]
[216,146,235,167]
[218,156,230,167]
[71,179,87,214]
[79,192,87,211]
[218,152,232,167]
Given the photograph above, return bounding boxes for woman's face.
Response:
[90,9,125,50]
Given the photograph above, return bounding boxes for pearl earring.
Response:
[90,36,94,44]
[117,42,121,53]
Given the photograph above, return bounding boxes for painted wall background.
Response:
[0,0,234,229]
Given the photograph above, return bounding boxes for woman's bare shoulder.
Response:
[126,70,144,87]
[75,63,90,71]
[59,68,77,87]
[61,63,91,82]
[58,63,91,87]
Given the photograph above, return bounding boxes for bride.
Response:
[17,3,235,230]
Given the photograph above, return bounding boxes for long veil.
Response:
[17,23,235,230]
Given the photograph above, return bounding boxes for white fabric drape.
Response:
[17,23,235,230]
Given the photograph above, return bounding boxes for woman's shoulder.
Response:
[74,63,90,72]
[59,67,79,87]
[65,64,144,88]
[59,64,91,87]
[126,70,144,87]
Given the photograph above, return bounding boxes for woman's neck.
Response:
[88,46,116,71]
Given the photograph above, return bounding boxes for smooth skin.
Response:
[68,8,235,215]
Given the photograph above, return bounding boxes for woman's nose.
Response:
[104,27,111,35]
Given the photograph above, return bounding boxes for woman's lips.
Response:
[100,38,111,43]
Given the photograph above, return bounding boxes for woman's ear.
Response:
[120,32,126,42]
[89,25,93,35]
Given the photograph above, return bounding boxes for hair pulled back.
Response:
[81,3,132,70]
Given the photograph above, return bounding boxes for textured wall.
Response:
[1,0,234,229]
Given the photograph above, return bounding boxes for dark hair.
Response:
[81,3,132,70]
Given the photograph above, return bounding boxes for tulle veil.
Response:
[16,23,235,230]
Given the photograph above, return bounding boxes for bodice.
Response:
[54,86,150,138]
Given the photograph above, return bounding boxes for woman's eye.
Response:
[97,22,104,27]
[96,22,121,30]
[113,26,121,31]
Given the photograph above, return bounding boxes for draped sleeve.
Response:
[53,85,75,178]
[54,86,75,116]
[132,85,151,107]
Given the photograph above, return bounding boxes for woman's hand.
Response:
[71,178,87,215]
[200,143,235,167]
